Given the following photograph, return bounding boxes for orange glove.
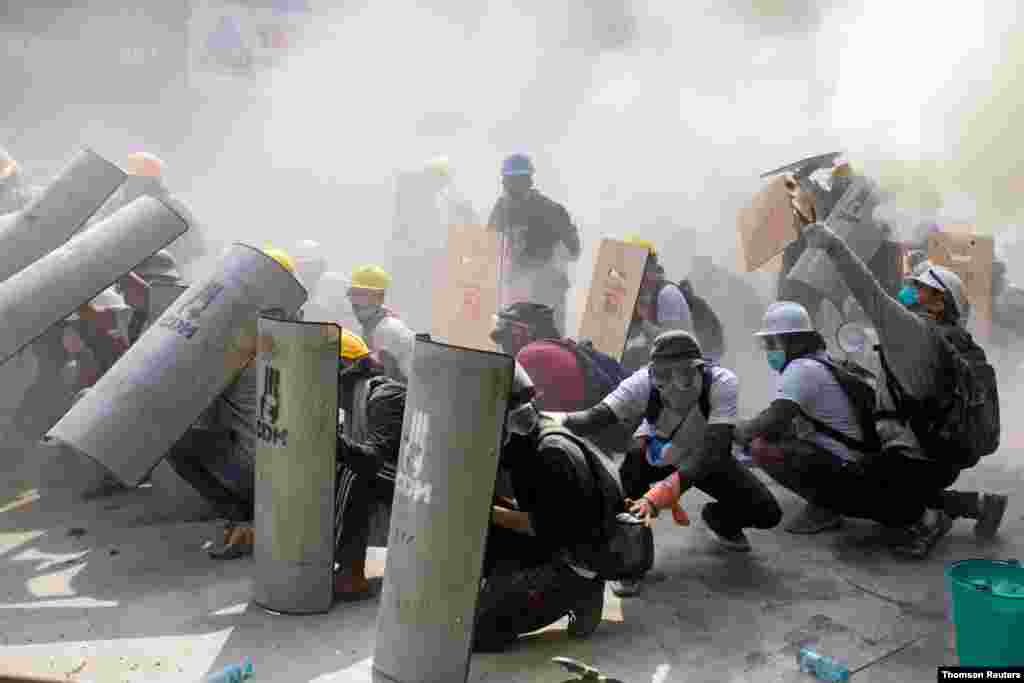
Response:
[640,472,691,526]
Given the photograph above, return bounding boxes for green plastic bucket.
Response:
[946,559,1024,665]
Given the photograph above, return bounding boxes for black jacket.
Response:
[488,189,581,264]
[336,371,406,479]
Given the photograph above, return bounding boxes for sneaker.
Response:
[701,506,752,552]
[567,579,604,639]
[611,579,642,597]
[975,493,1008,540]
[785,503,843,534]
[892,510,953,559]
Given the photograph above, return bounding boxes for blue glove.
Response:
[646,436,670,466]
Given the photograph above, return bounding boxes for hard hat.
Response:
[910,262,966,319]
[348,264,391,291]
[135,250,181,281]
[261,245,297,274]
[125,152,164,178]
[340,329,370,361]
[831,160,853,178]
[501,153,535,177]
[650,330,704,365]
[424,156,451,179]
[624,234,657,257]
[754,301,815,337]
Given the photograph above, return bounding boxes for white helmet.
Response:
[910,261,967,321]
[754,301,815,337]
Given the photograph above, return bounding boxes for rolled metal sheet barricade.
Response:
[44,243,307,486]
[787,175,884,305]
[0,196,188,365]
[145,282,189,333]
[0,148,125,282]
[372,338,514,683]
[252,317,340,615]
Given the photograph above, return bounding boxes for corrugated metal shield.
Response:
[252,317,340,615]
[44,243,307,485]
[0,196,187,365]
[0,148,125,282]
[372,338,513,683]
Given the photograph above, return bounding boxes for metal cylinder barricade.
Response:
[373,338,514,683]
[787,176,884,304]
[251,317,340,615]
[144,282,189,333]
[45,243,307,486]
[0,197,188,365]
[0,148,125,282]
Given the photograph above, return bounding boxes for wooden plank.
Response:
[927,226,994,340]
[576,239,648,361]
[430,224,501,352]
[736,175,801,272]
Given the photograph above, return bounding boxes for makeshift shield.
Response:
[252,317,340,615]
[576,239,648,360]
[736,175,802,272]
[928,226,994,340]
[0,148,126,282]
[430,224,501,351]
[144,282,189,333]
[0,197,188,365]
[45,243,307,486]
[372,338,513,683]
[787,175,884,304]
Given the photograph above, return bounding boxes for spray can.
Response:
[797,647,850,682]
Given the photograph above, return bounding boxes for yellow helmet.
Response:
[340,329,370,361]
[424,155,451,179]
[624,234,657,257]
[262,245,297,274]
[348,264,391,291]
[831,159,853,177]
[125,152,164,178]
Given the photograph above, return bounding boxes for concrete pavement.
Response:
[0,437,1021,682]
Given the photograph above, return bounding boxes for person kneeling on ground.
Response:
[474,365,613,652]
[332,343,406,600]
[548,331,783,597]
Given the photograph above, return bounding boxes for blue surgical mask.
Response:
[897,285,919,307]
[766,350,787,372]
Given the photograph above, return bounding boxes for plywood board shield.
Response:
[253,317,339,615]
[576,239,648,361]
[430,224,501,351]
[373,338,513,683]
[736,175,800,272]
[928,226,994,339]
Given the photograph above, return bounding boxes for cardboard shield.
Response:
[928,226,994,340]
[576,239,648,361]
[0,148,125,282]
[372,339,513,683]
[0,197,188,365]
[144,282,189,333]
[788,175,884,304]
[45,243,307,486]
[252,318,340,615]
[737,175,801,272]
[430,224,501,351]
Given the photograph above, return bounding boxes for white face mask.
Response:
[651,362,702,411]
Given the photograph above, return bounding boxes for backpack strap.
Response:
[646,363,714,429]
[801,357,877,452]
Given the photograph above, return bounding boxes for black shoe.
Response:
[567,579,604,639]
[701,506,751,552]
[892,510,953,559]
[785,503,843,534]
[975,493,1008,540]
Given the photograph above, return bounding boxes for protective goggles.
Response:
[649,360,703,389]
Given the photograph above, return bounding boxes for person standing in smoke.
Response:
[488,154,582,334]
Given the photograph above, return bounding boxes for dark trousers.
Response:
[334,460,395,567]
[757,440,973,528]
[620,439,783,537]
[165,428,253,522]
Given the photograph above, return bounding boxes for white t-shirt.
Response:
[602,365,740,465]
[776,352,864,463]
[371,315,415,382]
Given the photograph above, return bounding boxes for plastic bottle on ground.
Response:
[797,646,850,682]
[206,658,254,682]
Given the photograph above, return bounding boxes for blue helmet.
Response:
[501,153,534,177]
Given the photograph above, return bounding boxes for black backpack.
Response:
[546,338,629,408]
[803,357,882,454]
[876,323,1000,468]
[652,280,726,359]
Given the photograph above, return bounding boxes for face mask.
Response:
[351,303,382,324]
[897,285,919,307]
[766,350,787,372]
